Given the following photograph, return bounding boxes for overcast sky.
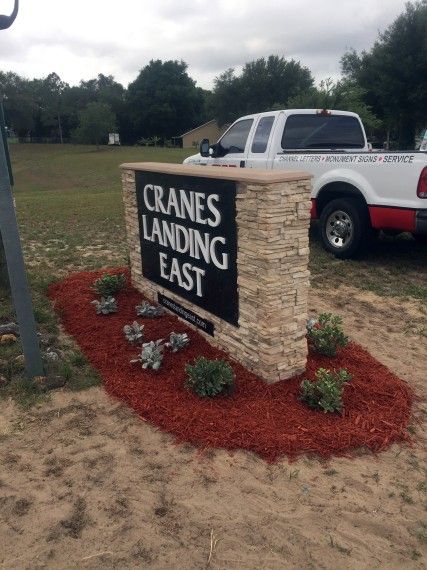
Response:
[0,0,409,89]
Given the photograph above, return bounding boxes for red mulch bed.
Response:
[48,268,414,462]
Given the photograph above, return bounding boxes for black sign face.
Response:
[158,293,214,336]
[135,171,238,326]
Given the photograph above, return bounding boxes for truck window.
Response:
[281,114,365,150]
[251,116,275,153]
[218,119,253,155]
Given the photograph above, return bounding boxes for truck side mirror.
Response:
[210,143,221,158]
[200,138,210,157]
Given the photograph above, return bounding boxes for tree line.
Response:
[1,0,426,149]
[0,63,210,146]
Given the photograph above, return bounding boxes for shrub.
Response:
[186,357,234,398]
[307,313,348,357]
[165,332,189,353]
[92,273,126,297]
[91,296,117,315]
[123,321,144,344]
[130,340,164,370]
[135,301,165,318]
[300,368,352,413]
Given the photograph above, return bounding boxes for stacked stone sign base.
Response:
[121,162,312,383]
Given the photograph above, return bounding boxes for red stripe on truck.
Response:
[368,206,416,232]
[310,198,318,219]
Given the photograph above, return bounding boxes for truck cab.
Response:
[184,109,369,169]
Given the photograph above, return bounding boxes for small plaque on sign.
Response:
[158,293,214,336]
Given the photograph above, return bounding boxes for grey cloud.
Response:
[117,0,396,84]
[152,0,205,22]
[25,33,122,59]
[0,34,27,61]
[0,0,409,88]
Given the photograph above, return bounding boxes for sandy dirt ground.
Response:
[0,285,426,570]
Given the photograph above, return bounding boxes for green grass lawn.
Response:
[1,142,425,404]
[12,144,194,274]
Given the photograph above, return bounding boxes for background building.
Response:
[180,120,227,149]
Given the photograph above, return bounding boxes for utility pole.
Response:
[0,0,44,377]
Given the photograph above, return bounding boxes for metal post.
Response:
[0,107,44,378]
[0,0,18,30]
[0,230,10,291]
[0,1,43,377]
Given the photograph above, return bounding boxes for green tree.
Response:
[0,71,35,138]
[32,72,68,141]
[287,78,381,133]
[211,69,244,126]
[57,74,125,141]
[73,102,116,147]
[61,84,96,138]
[341,0,427,148]
[126,60,203,142]
[79,74,125,120]
[80,74,127,142]
[211,55,314,125]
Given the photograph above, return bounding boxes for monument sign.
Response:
[122,162,312,383]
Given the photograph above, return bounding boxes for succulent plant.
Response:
[135,301,165,318]
[45,347,60,361]
[300,368,352,413]
[306,313,348,357]
[92,273,126,297]
[130,339,164,370]
[165,332,189,353]
[91,296,117,315]
[123,321,144,344]
[186,357,235,398]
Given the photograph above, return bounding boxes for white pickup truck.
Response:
[183,109,427,258]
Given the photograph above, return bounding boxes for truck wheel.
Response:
[319,198,369,259]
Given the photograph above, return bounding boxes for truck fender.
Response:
[183,153,204,165]
[313,169,375,220]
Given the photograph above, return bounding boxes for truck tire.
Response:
[319,198,370,259]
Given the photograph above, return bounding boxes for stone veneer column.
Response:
[121,162,312,383]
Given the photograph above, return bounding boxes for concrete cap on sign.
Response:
[120,162,312,185]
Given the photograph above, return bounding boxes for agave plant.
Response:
[135,301,165,318]
[130,339,164,370]
[123,321,144,344]
[91,296,117,315]
[165,332,189,353]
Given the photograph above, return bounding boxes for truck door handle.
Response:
[240,160,246,168]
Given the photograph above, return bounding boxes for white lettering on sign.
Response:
[143,184,155,211]
[159,252,206,297]
[143,185,222,226]
[141,184,228,299]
